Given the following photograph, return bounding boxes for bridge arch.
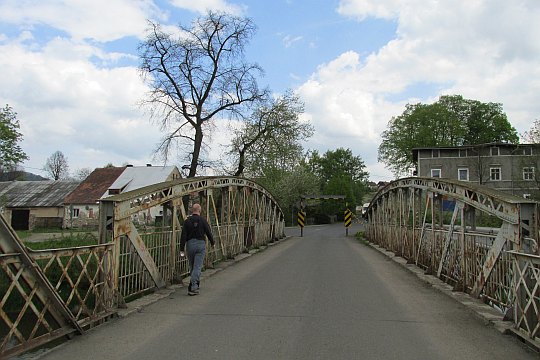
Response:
[99,176,286,301]
[0,176,285,358]
[365,177,539,339]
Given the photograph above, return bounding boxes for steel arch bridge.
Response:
[0,176,285,358]
[365,177,540,341]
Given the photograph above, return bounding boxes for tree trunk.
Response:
[189,126,204,178]
[234,149,246,177]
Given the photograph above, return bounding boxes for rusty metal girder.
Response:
[113,219,165,289]
[0,214,84,358]
[437,201,463,277]
[471,222,518,298]
[103,176,283,221]
[508,251,540,338]
[370,177,535,225]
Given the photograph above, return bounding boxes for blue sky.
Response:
[1,0,539,181]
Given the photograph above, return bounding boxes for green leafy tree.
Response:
[229,91,313,177]
[0,105,28,170]
[304,148,369,215]
[139,11,268,177]
[258,165,320,226]
[378,95,519,176]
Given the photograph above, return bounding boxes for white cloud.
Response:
[293,0,540,180]
[0,37,164,175]
[2,0,540,184]
[337,0,401,20]
[282,35,303,48]
[0,0,165,42]
[296,53,401,180]
[169,0,246,15]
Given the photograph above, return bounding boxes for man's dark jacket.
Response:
[180,214,215,251]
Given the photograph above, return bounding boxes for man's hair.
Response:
[191,203,201,214]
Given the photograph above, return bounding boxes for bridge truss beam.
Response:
[99,176,285,303]
[0,176,284,358]
[365,177,539,340]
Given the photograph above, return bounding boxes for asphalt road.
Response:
[35,223,537,360]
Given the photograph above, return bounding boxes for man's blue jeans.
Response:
[186,239,206,291]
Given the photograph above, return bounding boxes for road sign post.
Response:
[344,208,352,235]
[297,210,306,237]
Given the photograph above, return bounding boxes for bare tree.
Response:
[138,11,268,177]
[229,91,313,177]
[521,120,540,198]
[73,167,92,180]
[522,119,540,143]
[44,151,69,180]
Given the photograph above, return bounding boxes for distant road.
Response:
[36,223,537,359]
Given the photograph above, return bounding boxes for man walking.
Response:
[180,203,215,296]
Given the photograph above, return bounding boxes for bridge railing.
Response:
[365,177,539,340]
[1,176,285,358]
[509,251,540,339]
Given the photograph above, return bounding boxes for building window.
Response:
[72,208,80,218]
[458,168,469,181]
[432,149,440,158]
[490,167,501,181]
[523,147,532,155]
[459,149,467,157]
[491,147,499,156]
[523,167,535,180]
[431,169,441,178]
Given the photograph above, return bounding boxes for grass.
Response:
[24,233,98,250]
[15,230,32,240]
[355,230,370,245]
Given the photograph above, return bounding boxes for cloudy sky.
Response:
[1,0,538,181]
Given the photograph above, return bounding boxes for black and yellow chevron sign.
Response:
[344,209,352,227]
[297,210,306,228]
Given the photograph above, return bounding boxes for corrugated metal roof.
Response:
[103,166,180,198]
[0,181,80,207]
[64,167,126,204]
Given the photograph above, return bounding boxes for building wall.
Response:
[63,204,100,229]
[31,207,64,229]
[63,204,164,229]
[3,207,65,230]
[417,145,538,198]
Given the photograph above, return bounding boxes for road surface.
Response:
[35,223,537,359]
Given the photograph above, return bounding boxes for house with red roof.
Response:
[63,167,126,229]
[63,165,181,229]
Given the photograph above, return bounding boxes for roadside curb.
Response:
[367,241,540,353]
[117,237,290,318]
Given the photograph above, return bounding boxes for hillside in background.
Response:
[0,171,49,181]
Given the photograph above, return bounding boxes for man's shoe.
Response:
[188,289,199,296]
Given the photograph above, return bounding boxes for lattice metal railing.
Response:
[115,219,278,300]
[1,252,73,358]
[100,177,285,301]
[509,251,540,339]
[1,176,285,358]
[0,214,115,359]
[28,244,116,324]
[366,177,539,340]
